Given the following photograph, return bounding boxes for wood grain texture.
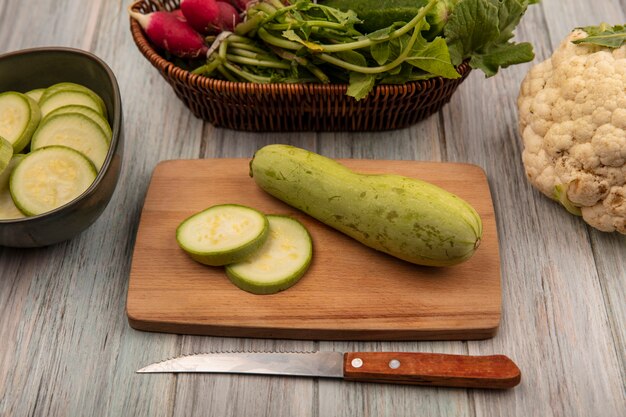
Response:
[127,158,500,340]
[0,0,625,416]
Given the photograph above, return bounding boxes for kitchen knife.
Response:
[137,351,521,389]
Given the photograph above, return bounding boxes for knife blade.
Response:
[137,351,521,389]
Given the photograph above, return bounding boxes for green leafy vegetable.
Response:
[370,42,390,66]
[444,0,535,77]
[347,72,377,99]
[468,41,533,76]
[190,0,536,99]
[445,0,500,65]
[572,23,626,48]
[321,0,459,39]
[405,35,460,79]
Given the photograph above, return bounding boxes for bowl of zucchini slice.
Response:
[0,47,123,247]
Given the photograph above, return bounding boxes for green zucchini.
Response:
[0,91,42,153]
[176,204,269,266]
[249,144,482,267]
[25,88,45,102]
[226,215,313,295]
[39,89,105,118]
[0,136,12,174]
[43,105,112,144]
[39,82,107,117]
[9,146,97,216]
[30,112,110,171]
[0,154,26,219]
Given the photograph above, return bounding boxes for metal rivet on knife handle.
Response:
[342,352,521,389]
[351,358,363,368]
[389,359,401,369]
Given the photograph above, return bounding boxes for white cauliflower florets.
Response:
[518,29,626,234]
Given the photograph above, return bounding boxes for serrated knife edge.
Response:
[137,351,345,378]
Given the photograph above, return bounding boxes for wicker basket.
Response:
[129,0,472,132]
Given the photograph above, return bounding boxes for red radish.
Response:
[227,0,254,12]
[215,1,242,31]
[129,8,208,58]
[171,9,187,22]
[180,0,219,35]
[180,0,241,35]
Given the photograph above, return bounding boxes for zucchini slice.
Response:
[39,82,98,101]
[39,82,107,117]
[9,146,97,216]
[0,136,13,174]
[225,215,313,295]
[0,154,26,219]
[39,89,105,118]
[0,91,42,153]
[25,88,46,102]
[44,105,112,143]
[30,113,110,171]
[177,204,269,266]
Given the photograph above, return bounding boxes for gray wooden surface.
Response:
[1,1,625,416]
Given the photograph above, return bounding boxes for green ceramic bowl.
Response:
[0,47,123,247]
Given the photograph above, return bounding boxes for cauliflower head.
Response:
[518,28,626,234]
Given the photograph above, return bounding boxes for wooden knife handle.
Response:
[343,352,521,389]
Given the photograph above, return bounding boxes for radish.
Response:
[129,8,208,58]
[215,1,242,31]
[180,0,241,35]
[171,9,187,22]
[227,0,255,12]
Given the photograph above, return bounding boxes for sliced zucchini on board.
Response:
[0,154,26,219]
[39,82,107,117]
[177,204,269,266]
[0,136,13,174]
[9,146,96,216]
[0,91,42,153]
[44,105,112,143]
[25,88,45,102]
[226,215,313,295]
[30,113,110,171]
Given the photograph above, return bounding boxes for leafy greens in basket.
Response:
[143,0,538,100]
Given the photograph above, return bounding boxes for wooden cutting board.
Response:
[127,158,501,340]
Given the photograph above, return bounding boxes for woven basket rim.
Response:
[129,0,472,97]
